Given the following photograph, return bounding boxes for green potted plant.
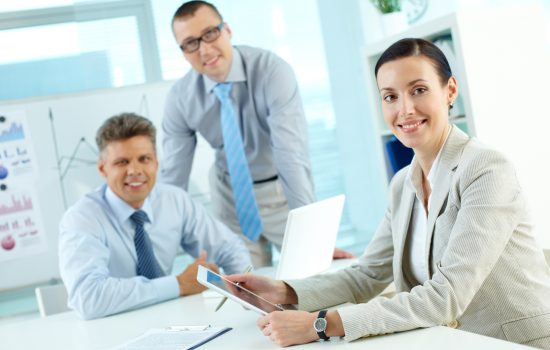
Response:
[370,0,408,36]
[370,0,401,14]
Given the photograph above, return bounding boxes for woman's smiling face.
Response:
[377,55,457,155]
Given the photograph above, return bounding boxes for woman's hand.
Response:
[258,310,345,347]
[225,273,297,305]
[257,310,318,347]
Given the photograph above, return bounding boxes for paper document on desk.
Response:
[112,326,232,350]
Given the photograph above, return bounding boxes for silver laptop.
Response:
[275,194,345,280]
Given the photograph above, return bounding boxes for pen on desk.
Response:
[166,325,211,331]
[215,265,253,312]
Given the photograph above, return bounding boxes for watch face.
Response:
[314,318,327,332]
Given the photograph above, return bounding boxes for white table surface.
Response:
[0,260,531,349]
[0,289,530,350]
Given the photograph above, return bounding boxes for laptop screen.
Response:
[276,194,345,280]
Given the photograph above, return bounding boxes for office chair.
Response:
[34,283,69,317]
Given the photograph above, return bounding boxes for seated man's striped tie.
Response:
[130,210,164,279]
[213,82,263,242]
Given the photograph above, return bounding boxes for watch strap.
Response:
[315,309,329,341]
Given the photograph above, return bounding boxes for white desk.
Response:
[0,291,531,350]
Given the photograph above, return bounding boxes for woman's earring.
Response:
[449,101,454,109]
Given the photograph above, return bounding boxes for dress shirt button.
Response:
[446,320,459,328]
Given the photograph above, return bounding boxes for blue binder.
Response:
[385,136,414,175]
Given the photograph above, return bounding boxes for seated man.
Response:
[59,113,251,320]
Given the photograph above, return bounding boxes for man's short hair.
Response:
[95,113,156,154]
[172,1,223,24]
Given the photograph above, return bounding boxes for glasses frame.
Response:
[179,22,225,54]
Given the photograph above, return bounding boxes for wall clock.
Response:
[403,0,429,24]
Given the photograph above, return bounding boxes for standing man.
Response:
[59,113,251,320]
[162,1,351,267]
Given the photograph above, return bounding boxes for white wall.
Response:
[457,4,550,248]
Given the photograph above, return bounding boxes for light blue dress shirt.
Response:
[59,183,251,320]
[161,45,315,209]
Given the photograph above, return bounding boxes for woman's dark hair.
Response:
[374,38,452,85]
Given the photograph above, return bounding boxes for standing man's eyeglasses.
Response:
[179,22,225,53]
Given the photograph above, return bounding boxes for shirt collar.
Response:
[104,186,154,224]
[204,46,246,93]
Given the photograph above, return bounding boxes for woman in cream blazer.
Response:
[228,38,550,348]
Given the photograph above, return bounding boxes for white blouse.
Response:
[404,129,451,284]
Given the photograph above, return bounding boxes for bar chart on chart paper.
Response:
[0,191,47,261]
[0,194,33,215]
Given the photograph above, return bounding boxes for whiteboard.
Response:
[0,81,214,290]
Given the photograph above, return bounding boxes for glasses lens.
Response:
[182,39,199,53]
[202,27,220,43]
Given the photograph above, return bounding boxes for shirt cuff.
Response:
[153,275,180,301]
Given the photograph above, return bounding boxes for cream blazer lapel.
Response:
[424,126,470,277]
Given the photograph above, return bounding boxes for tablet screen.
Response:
[205,269,283,313]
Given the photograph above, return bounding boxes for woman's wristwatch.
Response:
[313,309,330,341]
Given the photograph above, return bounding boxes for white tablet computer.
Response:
[196,265,283,315]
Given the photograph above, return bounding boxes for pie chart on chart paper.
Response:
[1,235,15,250]
[0,165,7,180]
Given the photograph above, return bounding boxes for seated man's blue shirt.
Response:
[59,183,251,319]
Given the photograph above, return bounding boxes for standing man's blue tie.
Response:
[130,210,164,279]
[213,82,263,242]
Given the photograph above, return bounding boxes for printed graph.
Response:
[0,123,25,143]
[0,194,33,215]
